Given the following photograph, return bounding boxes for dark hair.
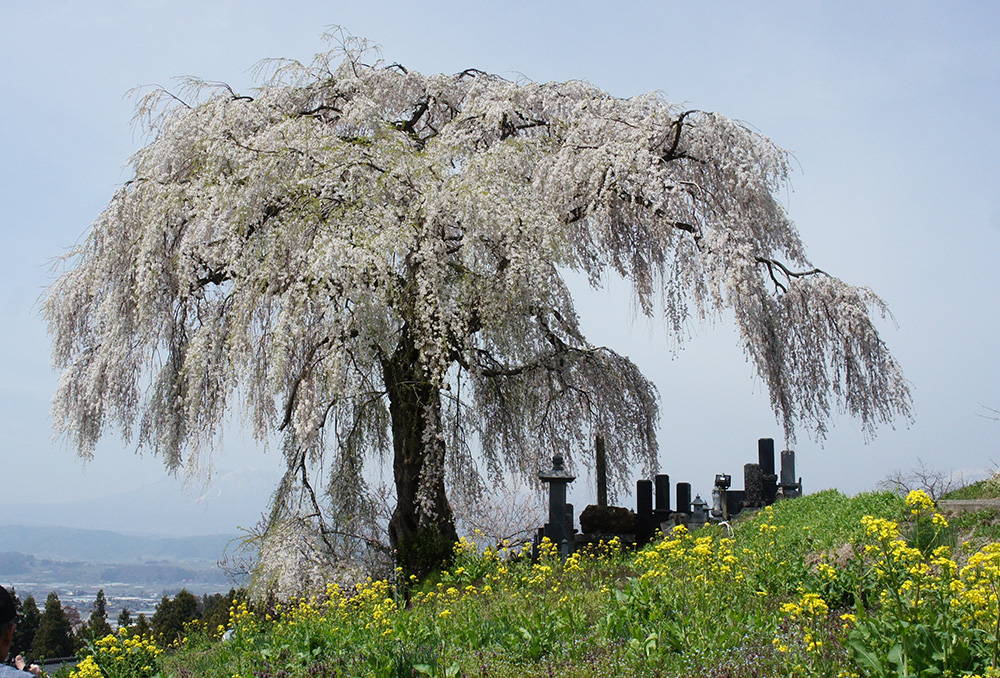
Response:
[0,587,17,628]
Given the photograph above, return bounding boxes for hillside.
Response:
[61,488,1000,678]
[0,525,237,563]
[943,471,1000,501]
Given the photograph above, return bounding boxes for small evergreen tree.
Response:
[30,592,75,660]
[117,606,132,631]
[14,594,41,657]
[9,590,36,658]
[134,613,152,638]
[85,589,113,640]
[200,589,238,637]
[152,590,199,646]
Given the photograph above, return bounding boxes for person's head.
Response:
[0,587,16,660]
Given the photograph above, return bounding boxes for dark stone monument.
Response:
[580,504,637,534]
[654,473,672,532]
[595,434,608,508]
[676,482,692,514]
[779,449,802,498]
[726,489,746,516]
[636,479,656,545]
[744,462,763,508]
[655,474,671,513]
[758,438,778,505]
[780,449,795,485]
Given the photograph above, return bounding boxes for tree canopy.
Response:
[13,593,40,658]
[31,592,75,660]
[84,589,112,641]
[151,590,199,646]
[45,35,910,574]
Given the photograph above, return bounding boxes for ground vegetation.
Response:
[60,488,1000,677]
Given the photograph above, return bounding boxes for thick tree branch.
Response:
[756,256,825,293]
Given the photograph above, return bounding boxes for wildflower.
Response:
[69,656,102,678]
[861,515,899,541]
[817,562,838,581]
[905,489,935,514]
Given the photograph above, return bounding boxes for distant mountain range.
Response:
[0,467,279,538]
[0,469,278,609]
[0,525,239,563]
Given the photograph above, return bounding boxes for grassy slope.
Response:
[943,472,1000,500]
[143,490,908,677]
[69,487,1000,677]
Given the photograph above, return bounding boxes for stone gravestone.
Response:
[758,438,779,504]
[676,482,692,515]
[595,434,608,508]
[779,449,802,498]
[744,462,763,509]
[636,479,656,545]
[579,504,636,535]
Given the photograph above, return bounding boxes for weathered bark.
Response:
[382,327,458,573]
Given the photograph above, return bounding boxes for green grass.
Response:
[71,489,1000,678]
[943,472,1000,500]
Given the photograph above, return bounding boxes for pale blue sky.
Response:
[2,2,998,518]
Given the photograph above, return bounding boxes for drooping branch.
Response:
[279,336,332,431]
[662,109,699,163]
[756,256,825,294]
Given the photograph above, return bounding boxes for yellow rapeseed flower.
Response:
[905,489,935,514]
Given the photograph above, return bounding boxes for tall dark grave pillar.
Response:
[654,474,671,521]
[636,479,655,546]
[780,449,795,485]
[539,454,576,546]
[758,438,778,505]
[780,449,801,498]
[654,474,671,512]
[595,434,608,508]
[676,482,692,514]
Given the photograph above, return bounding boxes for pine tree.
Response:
[151,590,199,646]
[85,589,113,640]
[134,613,152,638]
[30,592,75,660]
[13,595,41,658]
[117,606,132,631]
[200,589,238,637]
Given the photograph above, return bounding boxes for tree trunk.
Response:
[382,327,458,576]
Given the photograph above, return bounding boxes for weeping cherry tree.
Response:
[45,36,911,576]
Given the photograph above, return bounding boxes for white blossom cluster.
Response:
[46,38,910,542]
[247,513,365,601]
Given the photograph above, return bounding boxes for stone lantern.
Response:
[539,453,576,545]
[690,494,709,529]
